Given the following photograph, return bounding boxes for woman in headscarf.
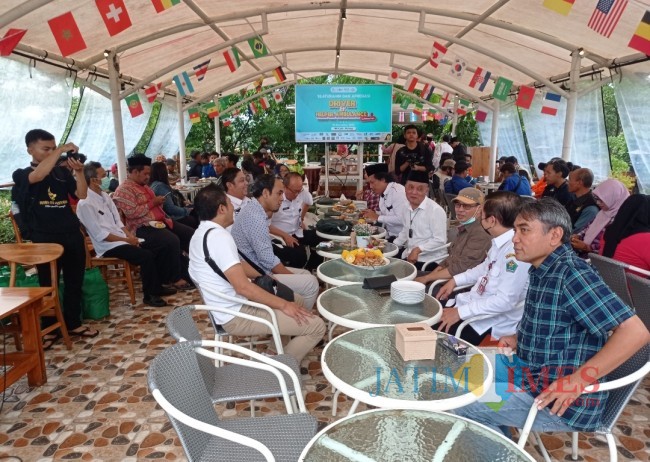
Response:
[570,178,630,255]
[601,194,650,271]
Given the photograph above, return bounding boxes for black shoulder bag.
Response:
[203,228,295,302]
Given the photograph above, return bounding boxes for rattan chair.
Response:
[626,273,650,329]
[148,340,317,462]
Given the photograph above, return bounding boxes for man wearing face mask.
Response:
[433,191,531,345]
[415,188,492,286]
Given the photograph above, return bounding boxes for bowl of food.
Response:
[341,248,388,269]
[149,221,166,229]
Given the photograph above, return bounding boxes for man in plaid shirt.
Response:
[455,198,649,436]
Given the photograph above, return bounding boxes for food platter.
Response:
[341,249,389,269]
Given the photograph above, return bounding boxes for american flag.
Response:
[588,0,628,38]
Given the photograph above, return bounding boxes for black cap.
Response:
[127,156,152,167]
[365,163,388,177]
[454,161,470,173]
[538,157,561,170]
[406,170,429,184]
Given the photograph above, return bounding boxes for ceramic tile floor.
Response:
[1,283,648,461]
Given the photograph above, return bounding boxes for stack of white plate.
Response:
[390,281,425,304]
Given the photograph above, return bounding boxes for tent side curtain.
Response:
[522,85,609,182]
[144,100,191,159]
[614,65,650,194]
[0,58,73,184]
[477,100,529,172]
[66,82,152,168]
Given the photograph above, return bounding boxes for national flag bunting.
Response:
[223,119,232,127]
[124,93,143,118]
[204,101,219,119]
[399,98,410,110]
[188,108,201,125]
[47,11,87,57]
[429,93,441,104]
[628,11,650,55]
[475,106,488,123]
[412,103,423,116]
[404,75,419,93]
[543,0,575,16]
[173,71,194,97]
[398,111,405,123]
[223,48,241,72]
[588,0,628,38]
[144,82,162,103]
[96,0,132,37]
[492,76,513,101]
[456,99,470,116]
[273,91,284,103]
[193,59,210,81]
[420,83,434,101]
[248,36,268,58]
[440,92,451,107]
[272,66,287,83]
[469,67,492,92]
[450,56,466,79]
[0,28,27,56]
[429,41,447,68]
[151,0,180,13]
[259,96,270,110]
[516,85,536,109]
[541,92,562,116]
[253,76,264,93]
[248,102,258,115]
[388,68,400,83]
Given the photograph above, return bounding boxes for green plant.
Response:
[0,190,16,244]
[353,223,374,236]
[609,171,636,192]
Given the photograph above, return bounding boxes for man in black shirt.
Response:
[450,137,469,164]
[12,129,98,348]
[394,124,433,185]
[541,159,575,206]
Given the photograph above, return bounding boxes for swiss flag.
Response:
[96,0,132,36]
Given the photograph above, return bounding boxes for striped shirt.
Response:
[517,243,634,431]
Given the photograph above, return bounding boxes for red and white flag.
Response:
[469,67,492,92]
[516,85,536,110]
[429,41,447,68]
[450,56,466,79]
[259,96,270,110]
[388,68,400,83]
[273,91,284,103]
[96,0,132,36]
[223,48,240,72]
[404,74,419,93]
[0,28,27,56]
[588,0,628,38]
[48,11,87,56]
[440,92,451,107]
[144,82,162,103]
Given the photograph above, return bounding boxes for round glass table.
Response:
[317,284,442,340]
[299,409,535,461]
[322,326,493,415]
[316,241,399,260]
[316,226,387,242]
[316,258,416,287]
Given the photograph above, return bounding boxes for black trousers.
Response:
[32,230,86,331]
[104,244,160,297]
[272,241,307,269]
[432,316,490,346]
[135,225,188,284]
[298,229,324,270]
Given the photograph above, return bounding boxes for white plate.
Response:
[391,281,426,292]
[148,220,166,229]
[342,256,390,270]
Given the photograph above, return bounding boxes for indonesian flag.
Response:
[421,83,434,101]
[124,93,143,118]
[541,92,561,116]
[516,85,536,109]
[388,68,400,83]
[475,105,488,122]
[429,41,447,68]
[193,59,210,81]
[469,67,492,92]
[47,11,87,56]
[273,91,284,103]
[259,96,270,110]
[144,82,162,103]
[0,29,27,56]
[96,0,132,37]
[223,48,240,72]
[440,92,451,107]
[404,74,419,93]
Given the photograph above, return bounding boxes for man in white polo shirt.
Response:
[360,170,409,240]
[188,184,325,363]
[222,167,250,221]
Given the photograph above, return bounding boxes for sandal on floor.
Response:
[172,282,194,291]
[69,326,99,338]
[43,333,61,351]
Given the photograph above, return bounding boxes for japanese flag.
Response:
[388,68,400,83]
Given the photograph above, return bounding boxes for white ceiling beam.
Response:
[0,0,52,29]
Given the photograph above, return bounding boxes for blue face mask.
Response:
[100,177,111,191]
[460,217,476,226]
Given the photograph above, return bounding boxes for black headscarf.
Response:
[602,194,650,258]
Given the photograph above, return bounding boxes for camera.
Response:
[405,152,419,166]
[58,150,87,165]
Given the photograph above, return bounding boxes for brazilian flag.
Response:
[248,36,268,58]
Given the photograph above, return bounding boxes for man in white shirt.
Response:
[432,134,453,169]
[222,167,250,222]
[394,171,447,270]
[77,162,176,307]
[360,171,409,240]
[436,191,530,345]
[189,184,325,363]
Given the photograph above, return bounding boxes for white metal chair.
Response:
[419,243,452,271]
[517,344,650,462]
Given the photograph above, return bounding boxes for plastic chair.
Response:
[0,243,72,350]
[148,340,318,462]
[626,273,650,329]
[588,253,634,307]
[518,344,650,462]
[165,305,303,408]
[420,243,451,271]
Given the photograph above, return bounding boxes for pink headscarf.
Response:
[583,179,630,245]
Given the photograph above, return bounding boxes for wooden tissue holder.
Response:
[395,323,438,361]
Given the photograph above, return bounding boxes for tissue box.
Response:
[395,323,437,361]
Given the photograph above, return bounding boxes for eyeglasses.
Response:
[454,202,479,210]
[286,187,302,195]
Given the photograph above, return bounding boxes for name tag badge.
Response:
[282,206,290,211]
[476,276,488,295]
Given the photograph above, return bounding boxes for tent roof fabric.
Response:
[1,0,648,107]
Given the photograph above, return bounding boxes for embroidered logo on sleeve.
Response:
[506,260,518,273]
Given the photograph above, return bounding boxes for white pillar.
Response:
[562,50,582,161]
[378,144,383,163]
[214,97,221,153]
[357,142,364,191]
[304,144,308,165]
[489,100,500,182]
[324,143,330,197]
[177,94,187,181]
[106,51,127,184]
[452,95,459,136]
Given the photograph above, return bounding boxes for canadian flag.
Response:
[388,68,400,83]
[429,41,447,68]
[96,0,132,37]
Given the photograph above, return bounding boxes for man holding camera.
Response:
[12,129,98,347]
[394,124,433,185]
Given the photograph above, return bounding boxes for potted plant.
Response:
[353,223,374,248]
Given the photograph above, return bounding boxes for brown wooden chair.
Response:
[7,211,24,243]
[80,227,136,305]
[0,243,72,350]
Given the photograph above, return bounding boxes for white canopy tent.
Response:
[1,0,649,189]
